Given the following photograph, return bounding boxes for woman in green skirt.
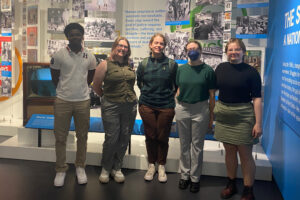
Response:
[214,38,262,200]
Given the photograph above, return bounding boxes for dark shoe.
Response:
[178,179,190,190]
[190,181,200,193]
[241,186,255,200]
[221,178,237,199]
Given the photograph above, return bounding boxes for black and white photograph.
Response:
[28,49,38,62]
[1,42,12,62]
[202,46,222,70]
[1,0,12,12]
[48,8,70,34]
[223,32,231,41]
[236,15,268,35]
[0,12,12,34]
[164,32,189,61]
[166,0,191,22]
[72,0,85,20]
[1,77,12,97]
[47,40,68,57]
[50,0,70,7]
[225,2,232,12]
[98,0,116,12]
[237,0,268,5]
[194,12,223,40]
[84,17,116,41]
[224,21,231,31]
[28,5,38,25]
[195,0,224,6]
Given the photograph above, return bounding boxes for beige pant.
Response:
[54,98,90,172]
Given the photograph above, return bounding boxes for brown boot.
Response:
[241,186,255,200]
[221,178,237,199]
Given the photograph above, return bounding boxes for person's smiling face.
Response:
[226,42,244,64]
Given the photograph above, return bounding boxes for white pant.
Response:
[175,100,209,182]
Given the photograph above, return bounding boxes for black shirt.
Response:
[215,62,261,103]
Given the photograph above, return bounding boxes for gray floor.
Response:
[0,158,283,200]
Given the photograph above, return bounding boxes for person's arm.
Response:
[50,68,60,88]
[87,69,95,85]
[208,89,215,129]
[92,61,107,97]
[252,97,262,138]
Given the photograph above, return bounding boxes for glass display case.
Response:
[23,62,55,125]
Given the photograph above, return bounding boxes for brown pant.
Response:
[139,104,175,165]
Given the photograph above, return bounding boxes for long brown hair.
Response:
[110,36,131,64]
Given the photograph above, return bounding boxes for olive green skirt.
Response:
[213,101,258,145]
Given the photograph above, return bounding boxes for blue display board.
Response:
[263,1,300,200]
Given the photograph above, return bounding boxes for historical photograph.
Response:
[50,0,70,7]
[27,49,38,62]
[28,5,38,25]
[164,32,189,61]
[1,77,12,97]
[85,0,116,12]
[1,0,12,12]
[224,21,231,31]
[72,0,85,20]
[47,40,68,57]
[48,8,70,34]
[1,41,12,62]
[84,17,116,41]
[166,0,191,22]
[236,15,268,35]
[0,12,12,34]
[224,2,232,12]
[194,12,223,40]
[202,46,222,70]
[195,0,224,6]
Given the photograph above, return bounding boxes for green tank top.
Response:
[103,60,137,103]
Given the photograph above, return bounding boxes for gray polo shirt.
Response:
[50,47,97,102]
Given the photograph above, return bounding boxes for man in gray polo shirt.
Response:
[50,23,96,187]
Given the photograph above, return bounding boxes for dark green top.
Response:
[176,63,216,104]
[103,60,136,103]
[136,55,178,108]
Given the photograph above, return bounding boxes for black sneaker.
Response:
[178,179,190,190]
[190,181,200,193]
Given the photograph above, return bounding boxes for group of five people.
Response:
[50,23,262,200]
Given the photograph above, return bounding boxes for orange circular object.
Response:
[0,47,23,101]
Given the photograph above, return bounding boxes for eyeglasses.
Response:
[227,48,242,52]
[117,44,129,49]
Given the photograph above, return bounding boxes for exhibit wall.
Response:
[263,0,300,199]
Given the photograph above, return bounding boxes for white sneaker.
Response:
[54,172,66,187]
[158,165,167,183]
[99,168,110,183]
[144,164,156,181]
[111,169,125,183]
[76,167,87,185]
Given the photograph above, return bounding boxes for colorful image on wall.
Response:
[84,17,116,41]
[193,12,223,40]
[27,27,38,46]
[165,0,191,25]
[165,31,189,64]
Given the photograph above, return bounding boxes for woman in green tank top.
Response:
[93,36,137,184]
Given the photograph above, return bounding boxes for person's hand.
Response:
[252,123,262,138]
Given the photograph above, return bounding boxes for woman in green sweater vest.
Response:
[93,36,137,184]
[176,40,216,193]
[137,33,178,183]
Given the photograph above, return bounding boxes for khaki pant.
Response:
[54,98,90,172]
